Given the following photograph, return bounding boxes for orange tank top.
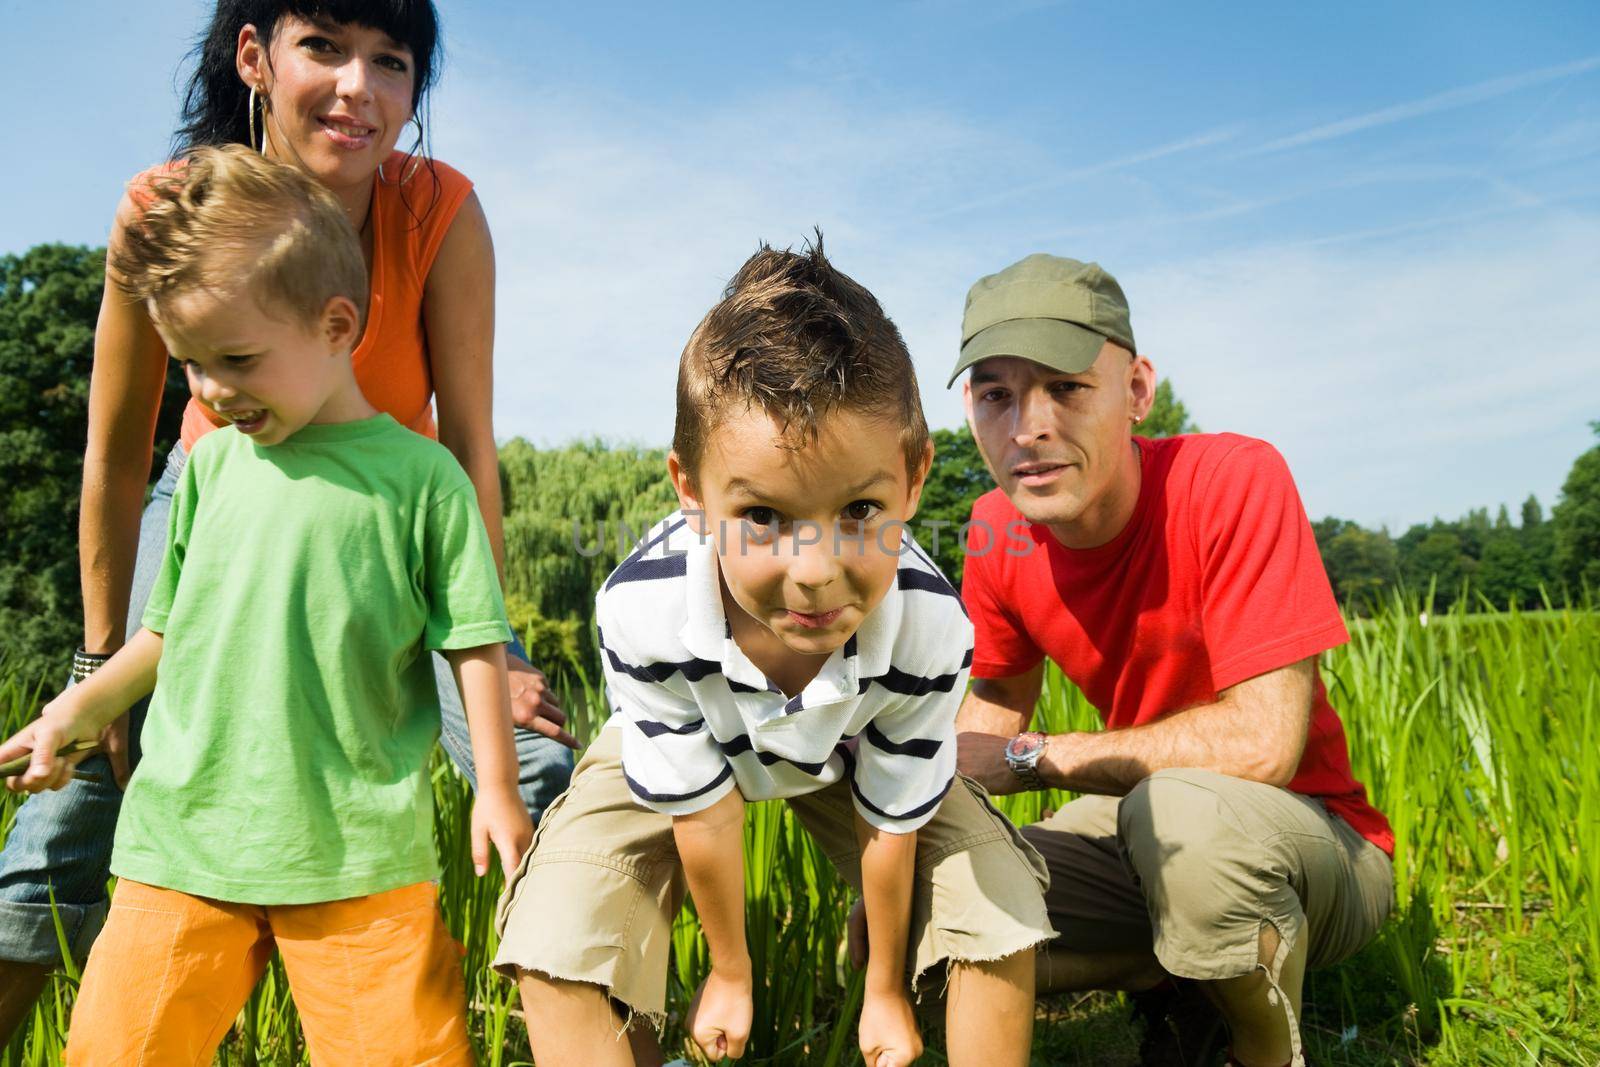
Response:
[147,153,474,450]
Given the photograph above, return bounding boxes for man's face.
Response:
[672,406,932,661]
[156,287,359,446]
[963,343,1150,530]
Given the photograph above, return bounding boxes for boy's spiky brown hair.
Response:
[673,233,929,484]
[111,144,367,328]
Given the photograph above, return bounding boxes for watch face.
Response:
[1006,733,1044,761]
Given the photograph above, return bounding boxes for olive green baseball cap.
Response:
[947,254,1136,387]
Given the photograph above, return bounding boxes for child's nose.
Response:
[787,524,842,589]
[196,373,236,405]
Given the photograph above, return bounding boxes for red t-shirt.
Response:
[962,433,1393,854]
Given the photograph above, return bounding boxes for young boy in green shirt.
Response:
[0,146,530,1064]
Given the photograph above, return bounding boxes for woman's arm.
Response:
[82,191,170,654]
[80,191,172,787]
[424,191,503,574]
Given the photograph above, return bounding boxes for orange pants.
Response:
[64,879,474,1066]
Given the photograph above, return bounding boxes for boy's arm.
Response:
[0,628,163,792]
[674,788,753,1061]
[854,814,923,1067]
[444,643,532,878]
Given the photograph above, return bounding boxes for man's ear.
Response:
[1129,354,1157,423]
[666,450,707,534]
[320,295,362,354]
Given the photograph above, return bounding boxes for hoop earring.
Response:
[381,115,425,184]
[247,85,269,156]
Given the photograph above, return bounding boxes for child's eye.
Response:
[842,500,882,523]
[223,355,254,368]
[742,506,779,529]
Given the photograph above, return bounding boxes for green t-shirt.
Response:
[112,414,511,904]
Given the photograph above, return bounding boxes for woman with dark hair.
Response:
[0,1,576,1033]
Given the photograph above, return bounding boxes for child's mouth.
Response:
[224,409,269,435]
[787,608,843,630]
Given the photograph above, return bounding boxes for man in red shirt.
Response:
[947,255,1393,1067]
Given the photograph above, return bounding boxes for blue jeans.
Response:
[0,445,574,966]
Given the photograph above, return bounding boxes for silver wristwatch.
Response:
[1004,731,1048,790]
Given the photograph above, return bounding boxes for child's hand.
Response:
[470,785,532,880]
[0,698,98,794]
[686,964,754,1062]
[859,989,922,1067]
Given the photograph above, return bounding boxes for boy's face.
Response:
[671,407,933,662]
[155,286,362,446]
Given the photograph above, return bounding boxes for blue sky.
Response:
[3,1,1597,531]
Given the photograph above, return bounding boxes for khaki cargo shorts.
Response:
[1023,768,1393,982]
[492,725,1055,1024]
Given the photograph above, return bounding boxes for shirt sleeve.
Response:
[140,448,201,635]
[421,482,513,651]
[1196,440,1350,692]
[850,636,968,835]
[598,593,736,817]
[961,509,1044,679]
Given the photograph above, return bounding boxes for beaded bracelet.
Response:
[71,647,112,685]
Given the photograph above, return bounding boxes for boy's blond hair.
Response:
[673,234,930,484]
[112,145,367,328]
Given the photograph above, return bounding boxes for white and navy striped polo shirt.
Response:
[595,511,974,835]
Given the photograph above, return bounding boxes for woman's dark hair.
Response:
[172,0,440,162]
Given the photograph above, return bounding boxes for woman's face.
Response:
[237,15,416,192]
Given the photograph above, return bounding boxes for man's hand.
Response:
[955,730,1029,795]
[859,989,922,1067]
[506,653,578,749]
[471,784,534,880]
[686,965,753,1062]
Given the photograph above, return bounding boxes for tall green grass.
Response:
[3,595,1597,1065]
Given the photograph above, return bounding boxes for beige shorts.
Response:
[492,725,1055,1023]
[1023,768,1395,984]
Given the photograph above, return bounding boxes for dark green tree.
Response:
[1552,422,1600,593]
[0,244,186,683]
[1476,532,1542,610]
[917,425,993,585]
[1520,494,1544,530]
[1519,494,1557,597]
[1141,378,1199,437]
[1314,518,1398,611]
[1398,527,1472,608]
[498,438,679,668]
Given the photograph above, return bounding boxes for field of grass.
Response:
[2,596,1597,1065]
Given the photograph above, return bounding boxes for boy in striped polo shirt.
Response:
[494,240,1053,1067]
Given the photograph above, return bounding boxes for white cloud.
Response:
[1131,215,1600,527]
